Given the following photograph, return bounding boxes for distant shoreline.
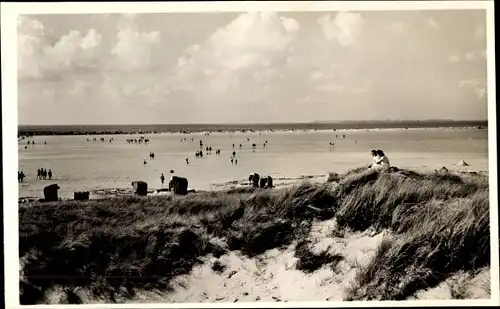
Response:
[18,120,487,137]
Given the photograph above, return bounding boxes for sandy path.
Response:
[123,218,387,304]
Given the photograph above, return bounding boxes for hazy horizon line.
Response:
[18,119,488,127]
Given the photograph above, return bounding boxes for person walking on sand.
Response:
[231,157,234,165]
[186,157,189,165]
[160,173,165,186]
[144,160,147,166]
[235,158,238,166]
[37,168,41,179]
[48,169,52,180]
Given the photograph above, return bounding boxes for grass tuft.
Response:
[294,241,343,273]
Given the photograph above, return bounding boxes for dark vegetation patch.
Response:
[211,260,226,274]
[294,241,343,273]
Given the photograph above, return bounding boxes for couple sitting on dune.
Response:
[368,149,390,171]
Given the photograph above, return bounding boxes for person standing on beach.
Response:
[186,157,189,164]
[231,157,234,165]
[160,173,165,186]
[18,171,25,182]
[235,158,238,165]
[37,169,41,179]
[48,169,52,180]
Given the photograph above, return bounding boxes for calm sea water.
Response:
[18,128,488,199]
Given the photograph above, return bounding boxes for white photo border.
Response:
[2,1,497,308]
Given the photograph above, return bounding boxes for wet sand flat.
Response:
[18,127,488,199]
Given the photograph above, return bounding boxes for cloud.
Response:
[46,29,103,71]
[448,54,460,62]
[184,44,200,55]
[18,16,103,80]
[310,70,336,82]
[172,12,300,95]
[317,12,363,46]
[474,22,486,40]
[123,13,138,20]
[427,19,440,29]
[310,71,325,81]
[207,12,299,71]
[459,78,487,99]
[68,80,92,96]
[385,21,405,34]
[464,49,487,61]
[17,16,47,79]
[109,24,160,72]
[17,15,45,37]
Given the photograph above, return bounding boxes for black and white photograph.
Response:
[2,1,498,307]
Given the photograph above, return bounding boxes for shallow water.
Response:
[18,128,488,199]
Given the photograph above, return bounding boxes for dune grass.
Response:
[18,167,490,304]
[341,170,490,300]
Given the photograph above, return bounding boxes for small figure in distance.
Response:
[160,173,165,186]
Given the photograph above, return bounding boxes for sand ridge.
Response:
[120,218,387,304]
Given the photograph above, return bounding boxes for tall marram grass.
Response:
[19,182,336,304]
[341,170,490,300]
[18,168,490,304]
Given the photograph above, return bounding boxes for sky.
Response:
[17,10,488,125]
